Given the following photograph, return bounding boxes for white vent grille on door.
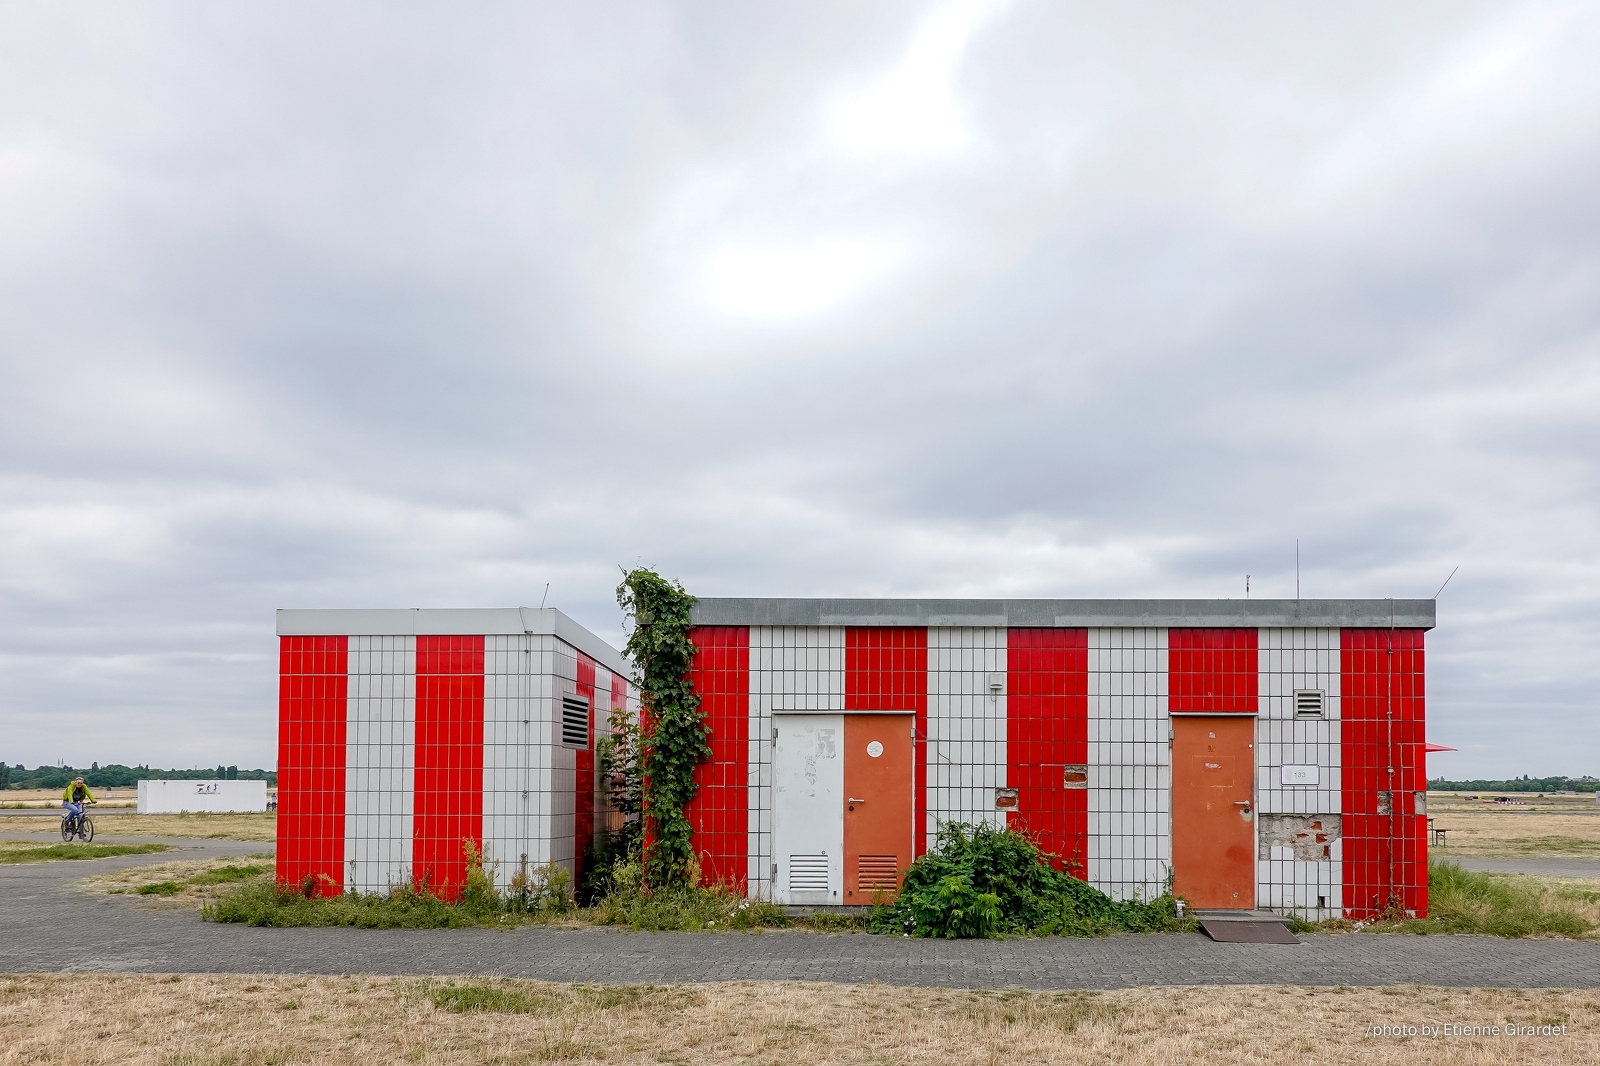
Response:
[561,695,590,748]
[788,854,830,893]
[1294,690,1326,718]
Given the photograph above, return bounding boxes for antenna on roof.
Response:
[1433,566,1459,599]
[1245,574,1251,599]
[540,583,550,609]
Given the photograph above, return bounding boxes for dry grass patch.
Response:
[82,855,273,907]
[1,974,1598,1064]
[0,812,275,841]
[1428,795,1600,858]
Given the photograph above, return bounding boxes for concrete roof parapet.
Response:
[274,607,632,678]
[689,598,1435,630]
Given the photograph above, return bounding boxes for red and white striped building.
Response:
[274,608,635,900]
[273,596,1434,920]
[680,598,1434,920]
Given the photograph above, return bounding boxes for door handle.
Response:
[1233,801,1251,805]
[848,798,866,804]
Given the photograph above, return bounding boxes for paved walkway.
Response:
[5,838,1600,990]
[1448,856,1600,878]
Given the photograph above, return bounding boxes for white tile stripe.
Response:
[1087,627,1171,902]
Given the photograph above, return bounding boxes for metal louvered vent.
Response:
[857,855,899,892]
[561,695,590,748]
[1294,690,1326,718]
[788,854,830,892]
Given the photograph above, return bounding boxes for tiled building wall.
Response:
[667,621,1428,916]
[1088,627,1171,902]
[278,631,611,900]
[277,636,348,896]
[572,653,616,891]
[746,626,844,899]
[1342,628,1428,918]
[927,628,1007,840]
[1006,628,1089,877]
[345,635,415,894]
[412,635,484,900]
[685,626,751,892]
[845,627,929,854]
[482,634,581,890]
[1256,627,1342,918]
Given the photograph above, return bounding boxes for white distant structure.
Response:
[137,779,268,814]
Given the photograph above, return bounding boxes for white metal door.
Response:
[772,713,844,905]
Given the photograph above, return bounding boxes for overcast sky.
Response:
[2,1,1596,778]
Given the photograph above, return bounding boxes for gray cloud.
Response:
[2,0,1596,777]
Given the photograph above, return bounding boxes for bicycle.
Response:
[61,805,95,843]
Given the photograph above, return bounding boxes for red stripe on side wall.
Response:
[413,635,485,902]
[845,628,930,856]
[1169,628,1258,713]
[685,626,750,892]
[575,653,598,891]
[276,636,348,896]
[1341,628,1428,919]
[1006,629,1089,878]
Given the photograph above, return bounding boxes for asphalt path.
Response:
[1449,856,1600,877]
[4,837,1600,989]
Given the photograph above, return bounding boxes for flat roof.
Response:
[689,598,1436,630]
[275,608,630,677]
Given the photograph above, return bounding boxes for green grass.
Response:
[1360,860,1599,938]
[425,981,700,1016]
[206,881,477,928]
[0,843,172,864]
[206,871,792,932]
[137,880,182,895]
[186,863,270,885]
[429,984,553,1014]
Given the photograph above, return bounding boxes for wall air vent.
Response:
[561,694,590,748]
[789,854,830,892]
[857,855,899,892]
[1294,690,1326,718]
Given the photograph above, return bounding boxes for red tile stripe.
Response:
[412,634,484,901]
[685,626,750,891]
[1007,628,1089,878]
[1169,627,1258,713]
[845,628,929,856]
[275,635,348,896]
[575,653,598,890]
[1341,627,1428,919]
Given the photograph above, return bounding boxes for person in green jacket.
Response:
[62,777,95,826]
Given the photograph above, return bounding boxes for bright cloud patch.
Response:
[700,238,902,321]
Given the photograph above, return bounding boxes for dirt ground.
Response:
[1428,794,1600,858]
[0,811,275,841]
[0,974,1594,1065]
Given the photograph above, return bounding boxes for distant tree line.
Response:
[1429,775,1599,794]
[0,763,276,790]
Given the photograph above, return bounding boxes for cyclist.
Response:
[62,777,96,831]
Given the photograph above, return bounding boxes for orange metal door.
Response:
[1171,715,1256,910]
[843,714,913,903]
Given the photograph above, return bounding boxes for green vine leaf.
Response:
[616,568,708,889]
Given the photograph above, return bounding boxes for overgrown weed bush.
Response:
[206,879,471,928]
[592,857,789,931]
[207,842,574,928]
[870,823,1189,939]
